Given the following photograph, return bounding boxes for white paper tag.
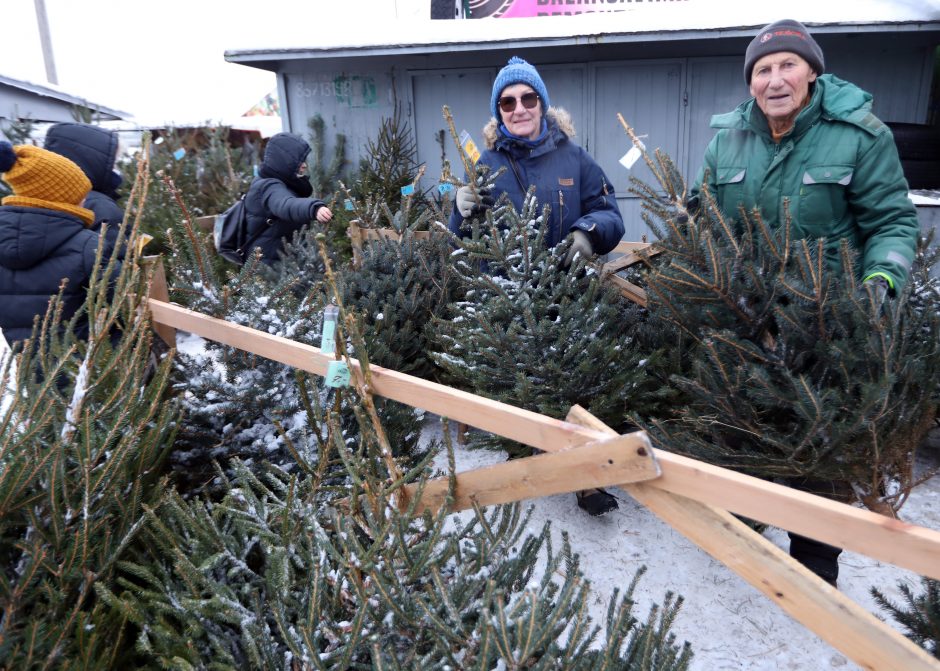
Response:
[619,142,645,171]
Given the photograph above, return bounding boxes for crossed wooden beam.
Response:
[145,296,940,671]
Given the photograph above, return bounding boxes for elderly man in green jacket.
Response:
[693,19,918,296]
[691,19,919,585]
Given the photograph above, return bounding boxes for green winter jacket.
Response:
[692,74,918,291]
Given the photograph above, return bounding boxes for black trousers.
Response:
[786,477,850,584]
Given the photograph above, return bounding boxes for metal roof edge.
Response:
[225,20,940,64]
[0,73,129,120]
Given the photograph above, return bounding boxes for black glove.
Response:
[455,185,494,218]
[560,230,593,269]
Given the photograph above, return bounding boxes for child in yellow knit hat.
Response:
[0,141,122,346]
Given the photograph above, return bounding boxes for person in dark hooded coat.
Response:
[244,132,333,265]
[0,141,121,346]
[44,122,126,255]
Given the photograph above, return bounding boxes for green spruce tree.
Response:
[121,125,257,257]
[0,151,178,668]
[432,166,666,457]
[96,298,692,669]
[630,146,940,514]
[873,578,940,659]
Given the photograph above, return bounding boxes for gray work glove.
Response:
[560,230,594,269]
[455,185,494,219]
[858,276,890,308]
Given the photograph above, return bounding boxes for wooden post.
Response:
[141,256,175,347]
[348,219,364,267]
[566,405,939,671]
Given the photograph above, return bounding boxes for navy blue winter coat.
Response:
[449,109,624,254]
[44,123,126,253]
[245,132,326,265]
[0,205,120,345]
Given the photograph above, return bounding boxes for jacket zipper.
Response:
[558,190,565,241]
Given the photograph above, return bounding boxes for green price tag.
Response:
[325,360,350,388]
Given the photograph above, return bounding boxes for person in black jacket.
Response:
[244,132,333,265]
[43,122,125,255]
[0,142,121,346]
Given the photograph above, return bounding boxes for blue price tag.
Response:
[438,182,454,195]
[172,148,186,161]
[325,360,351,388]
[344,199,354,211]
[400,184,415,196]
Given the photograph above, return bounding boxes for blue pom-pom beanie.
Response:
[491,57,550,119]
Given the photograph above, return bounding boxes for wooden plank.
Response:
[146,298,940,581]
[347,220,364,267]
[140,256,175,347]
[359,228,432,242]
[611,241,653,255]
[566,406,939,671]
[602,245,665,274]
[648,448,940,583]
[407,431,660,513]
[604,273,648,307]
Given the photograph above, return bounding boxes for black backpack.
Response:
[213,195,258,265]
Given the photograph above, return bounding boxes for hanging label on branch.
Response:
[344,199,354,211]
[459,130,481,165]
[619,137,647,171]
[172,148,186,161]
[325,360,351,388]
[321,304,339,354]
[320,304,350,387]
[400,184,415,196]
[438,182,454,195]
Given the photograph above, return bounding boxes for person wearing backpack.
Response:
[244,132,333,265]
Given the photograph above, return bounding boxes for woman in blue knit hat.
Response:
[448,56,624,271]
[448,57,625,517]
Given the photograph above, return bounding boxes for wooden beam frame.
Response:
[565,405,939,671]
[146,298,940,583]
[347,220,433,267]
[405,431,660,513]
[597,241,664,307]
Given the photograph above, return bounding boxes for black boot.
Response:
[576,488,619,516]
[789,532,841,587]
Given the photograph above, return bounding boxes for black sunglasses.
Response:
[498,92,540,113]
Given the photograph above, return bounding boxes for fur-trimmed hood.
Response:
[482,107,576,150]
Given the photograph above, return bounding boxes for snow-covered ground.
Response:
[427,419,940,671]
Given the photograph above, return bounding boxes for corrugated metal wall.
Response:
[278,36,936,242]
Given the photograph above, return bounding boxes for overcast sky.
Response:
[3,0,425,125]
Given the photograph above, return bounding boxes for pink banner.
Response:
[467,0,687,19]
